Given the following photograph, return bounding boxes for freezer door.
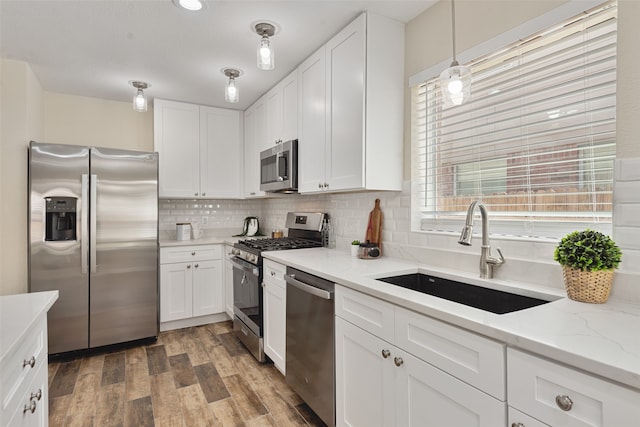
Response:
[89,147,159,348]
[28,141,90,354]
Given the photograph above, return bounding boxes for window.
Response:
[412,0,617,238]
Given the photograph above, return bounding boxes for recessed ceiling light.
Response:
[172,0,206,12]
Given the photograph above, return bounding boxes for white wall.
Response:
[0,59,44,295]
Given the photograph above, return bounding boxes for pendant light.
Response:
[255,23,275,70]
[439,0,471,107]
[129,81,150,112]
[223,68,240,103]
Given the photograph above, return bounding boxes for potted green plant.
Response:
[554,229,622,303]
[351,240,360,257]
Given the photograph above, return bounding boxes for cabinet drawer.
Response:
[508,406,549,427]
[395,306,505,400]
[1,315,46,422]
[264,259,286,287]
[4,360,47,427]
[335,285,395,343]
[160,245,221,263]
[507,348,640,426]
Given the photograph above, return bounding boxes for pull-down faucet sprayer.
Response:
[458,201,505,279]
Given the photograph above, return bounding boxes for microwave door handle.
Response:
[276,153,283,182]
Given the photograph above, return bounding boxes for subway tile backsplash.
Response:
[159,161,640,304]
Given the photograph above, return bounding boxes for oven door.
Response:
[260,140,297,192]
[231,256,262,336]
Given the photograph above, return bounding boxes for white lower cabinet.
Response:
[508,406,549,427]
[507,347,640,427]
[335,285,506,427]
[224,245,234,319]
[160,245,223,325]
[263,259,287,374]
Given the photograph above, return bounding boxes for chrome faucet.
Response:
[458,201,505,279]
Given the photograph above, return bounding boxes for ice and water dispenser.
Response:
[45,197,77,241]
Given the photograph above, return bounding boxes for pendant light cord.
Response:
[451,0,457,62]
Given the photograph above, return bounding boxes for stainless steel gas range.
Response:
[230,212,326,362]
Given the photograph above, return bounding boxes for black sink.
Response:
[377,273,550,314]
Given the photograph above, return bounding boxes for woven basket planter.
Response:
[562,266,614,304]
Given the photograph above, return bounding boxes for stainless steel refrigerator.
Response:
[28,141,159,354]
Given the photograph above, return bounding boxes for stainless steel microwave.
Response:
[260,139,298,193]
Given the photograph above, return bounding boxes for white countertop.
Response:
[0,291,58,363]
[263,248,640,391]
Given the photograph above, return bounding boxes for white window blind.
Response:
[412,0,617,238]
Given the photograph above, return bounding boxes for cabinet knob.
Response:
[202,192,206,196]
[394,357,404,367]
[324,182,329,188]
[187,264,191,269]
[23,401,37,414]
[318,183,323,189]
[194,264,199,268]
[555,395,573,411]
[195,192,199,196]
[192,251,196,256]
[22,356,36,369]
[511,423,525,427]
[381,349,391,359]
[250,192,256,195]
[270,271,276,276]
[30,389,42,401]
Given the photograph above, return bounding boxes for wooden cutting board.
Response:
[365,198,383,249]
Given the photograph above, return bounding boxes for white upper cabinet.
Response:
[200,106,243,199]
[154,99,200,198]
[298,13,404,194]
[266,69,298,147]
[154,99,243,199]
[243,98,267,198]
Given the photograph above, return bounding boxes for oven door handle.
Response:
[285,274,333,300]
[230,257,259,277]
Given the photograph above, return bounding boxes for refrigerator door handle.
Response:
[90,174,97,273]
[81,174,89,274]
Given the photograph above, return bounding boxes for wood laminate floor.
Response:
[47,321,326,427]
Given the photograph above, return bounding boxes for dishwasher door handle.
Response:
[285,274,333,300]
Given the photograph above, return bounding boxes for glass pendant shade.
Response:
[225,78,239,103]
[132,87,148,112]
[257,36,274,70]
[439,62,471,107]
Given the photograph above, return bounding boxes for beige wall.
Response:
[403,0,639,178]
[44,92,153,151]
[0,64,153,296]
[1,59,44,295]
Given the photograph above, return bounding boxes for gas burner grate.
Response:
[237,237,322,251]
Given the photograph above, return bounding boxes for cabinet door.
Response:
[192,259,223,317]
[266,88,282,146]
[326,14,366,192]
[153,99,200,198]
[200,106,242,198]
[297,48,327,193]
[224,251,234,318]
[263,278,286,374]
[395,348,506,427]
[281,70,298,142]
[508,407,549,427]
[160,262,193,322]
[243,102,266,198]
[335,317,394,427]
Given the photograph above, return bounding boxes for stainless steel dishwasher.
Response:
[285,267,335,427]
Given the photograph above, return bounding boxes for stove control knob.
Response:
[231,248,240,256]
[250,254,257,263]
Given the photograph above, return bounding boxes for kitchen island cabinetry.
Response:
[335,284,506,427]
[507,348,640,427]
[1,291,58,427]
[262,259,287,374]
[298,12,403,194]
[159,245,225,330]
[154,99,242,199]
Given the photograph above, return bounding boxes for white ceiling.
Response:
[1,0,436,111]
